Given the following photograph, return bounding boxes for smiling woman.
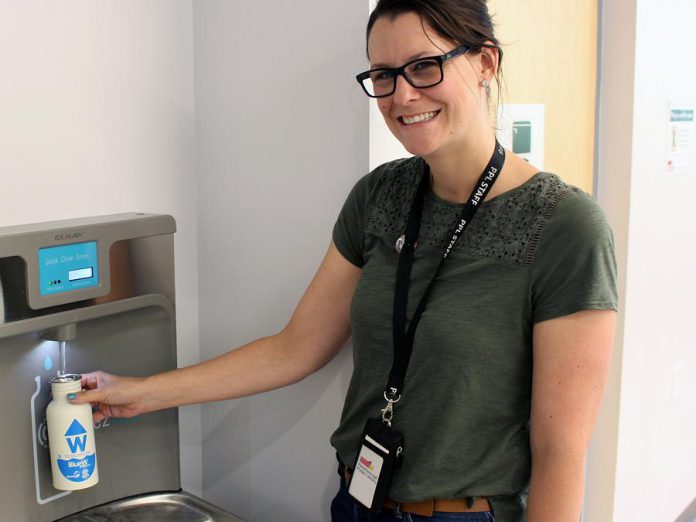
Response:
[66,2,617,522]
[330,1,618,521]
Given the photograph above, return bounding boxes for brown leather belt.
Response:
[342,468,491,517]
[383,497,491,517]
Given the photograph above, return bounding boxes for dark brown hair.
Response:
[366,0,504,103]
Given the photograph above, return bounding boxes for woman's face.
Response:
[367,12,487,158]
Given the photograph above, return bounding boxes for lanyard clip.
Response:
[381,401,394,427]
[381,389,401,427]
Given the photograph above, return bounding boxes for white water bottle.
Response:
[46,374,99,490]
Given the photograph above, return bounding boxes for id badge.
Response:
[348,417,404,510]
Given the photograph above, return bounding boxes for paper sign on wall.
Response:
[666,104,695,174]
[497,104,544,170]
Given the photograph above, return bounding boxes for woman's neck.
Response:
[426,133,497,204]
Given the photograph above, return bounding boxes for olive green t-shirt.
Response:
[330,157,618,521]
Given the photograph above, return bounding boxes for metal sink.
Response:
[57,491,246,522]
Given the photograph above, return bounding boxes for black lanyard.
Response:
[383,140,506,417]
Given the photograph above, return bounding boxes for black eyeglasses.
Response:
[355,45,470,98]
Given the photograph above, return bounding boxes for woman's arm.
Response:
[526,309,616,522]
[72,241,361,420]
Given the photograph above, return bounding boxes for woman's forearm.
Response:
[526,449,586,522]
[72,243,359,420]
[136,331,327,413]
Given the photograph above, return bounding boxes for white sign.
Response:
[666,104,695,174]
[497,104,545,170]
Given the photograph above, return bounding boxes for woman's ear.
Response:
[478,41,499,82]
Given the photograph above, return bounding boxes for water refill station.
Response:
[0,214,244,522]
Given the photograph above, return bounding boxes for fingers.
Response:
[80,371,104,390]
[70,387,107,406]
[69,371,140,421]
[67,387,108,421]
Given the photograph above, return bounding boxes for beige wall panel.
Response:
[488,0,598,192]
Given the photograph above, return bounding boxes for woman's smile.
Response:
[398,110,441,126]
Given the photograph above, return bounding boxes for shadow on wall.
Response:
[201,345,354,518]
[675,497,696,522]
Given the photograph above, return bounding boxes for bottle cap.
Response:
[49,374,82,393]
[49,374,82,384]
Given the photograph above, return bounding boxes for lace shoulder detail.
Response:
[365,157,423,235]
[365,158,571,266]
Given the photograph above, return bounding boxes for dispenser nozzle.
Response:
[41,324,77,376]
[40,323,77,342]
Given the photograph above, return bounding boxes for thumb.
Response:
[69,388,107,405]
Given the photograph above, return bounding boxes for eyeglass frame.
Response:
[355,45,471,98]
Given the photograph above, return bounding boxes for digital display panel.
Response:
[39,241,99,296]
[68,267,94,281]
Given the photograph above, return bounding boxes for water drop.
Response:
[44,354,53,371]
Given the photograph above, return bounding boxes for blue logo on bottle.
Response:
[57,419,96,482]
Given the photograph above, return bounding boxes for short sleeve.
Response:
[332,166,385,267]
[530,188,618,323]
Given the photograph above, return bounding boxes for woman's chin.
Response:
[400,142,438,158]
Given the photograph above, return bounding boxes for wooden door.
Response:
[488,0,599,192]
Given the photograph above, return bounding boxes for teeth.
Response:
[402,111,438,125]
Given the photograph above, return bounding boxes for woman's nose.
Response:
[392,74,419,105]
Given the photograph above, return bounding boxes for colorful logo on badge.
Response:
[359,456,374,472]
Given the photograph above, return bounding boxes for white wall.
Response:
[0,0,202,495]
[584,1,636,519]
[590,0,696,520]
[370,98,411,170]
[193,1,368,520]
[615,0,696,519]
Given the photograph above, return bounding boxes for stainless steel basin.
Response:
[57,491,246,522]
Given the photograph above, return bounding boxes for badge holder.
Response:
[348,391,404,510]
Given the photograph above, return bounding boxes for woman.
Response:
[72,1,617,520]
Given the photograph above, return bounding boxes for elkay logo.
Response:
[65,419,88,453]
[54,231,83,241]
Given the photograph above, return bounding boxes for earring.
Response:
[481,79,491,103]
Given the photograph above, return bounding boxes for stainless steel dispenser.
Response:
[0,213,243,522]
